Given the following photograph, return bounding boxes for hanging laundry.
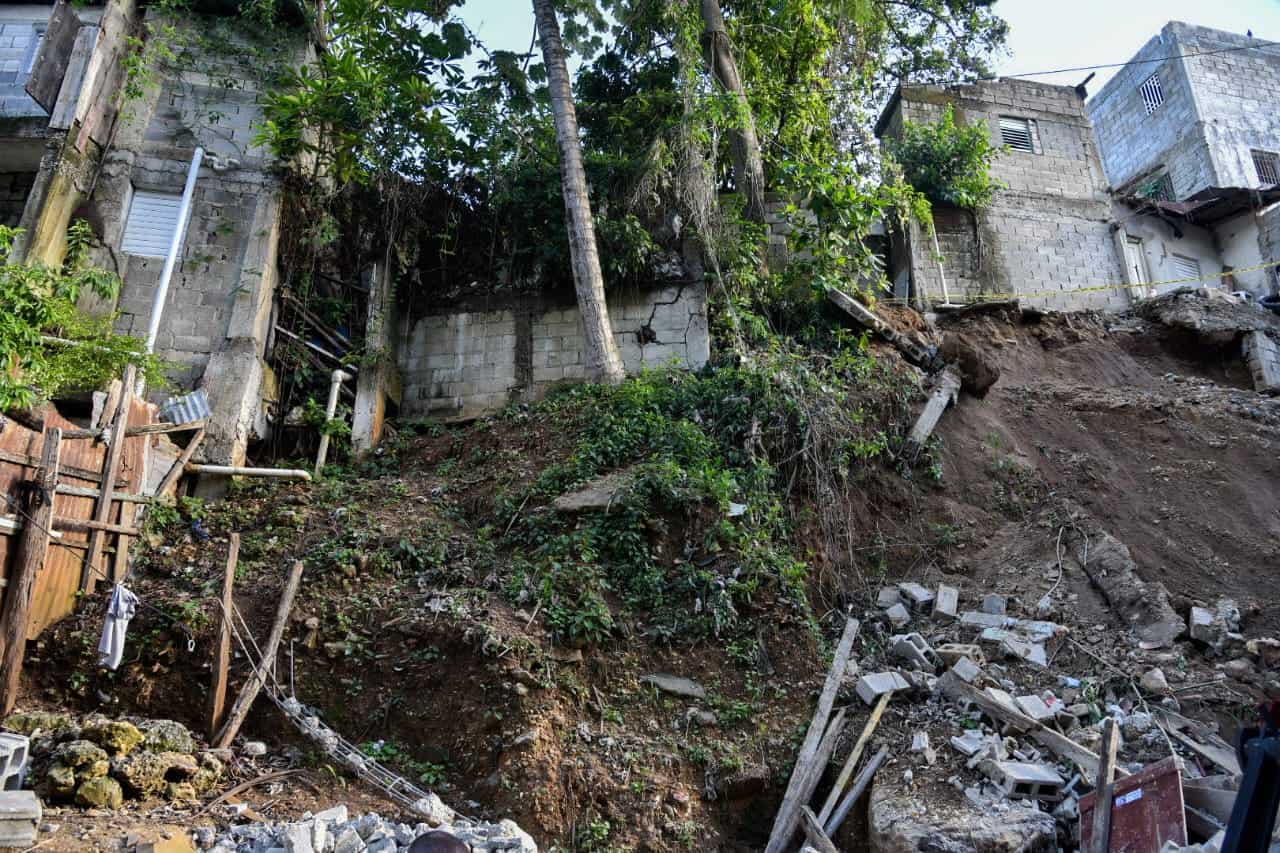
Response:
[97,584,139,670]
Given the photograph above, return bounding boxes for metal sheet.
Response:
[1080,757,1187,852]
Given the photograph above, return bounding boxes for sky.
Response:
[459,0,1280,95]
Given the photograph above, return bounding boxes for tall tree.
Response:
[699,0,768,224]
[532,0,626,384]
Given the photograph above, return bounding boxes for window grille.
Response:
[121,190,187,258]
[1169,254,1201,282]
[1138,173,1175,202]
[999,116,1038,154]
[1140,73,1164,114]
[1252,149,1280,185]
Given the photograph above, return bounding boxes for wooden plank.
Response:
[207,533,239,738]
[24,0,80,112]
[54,517,139,536]
[1085,716,1121,853]
[49,23,97,131]
[54,484,150,503]
[799,807,838,853]
[82,364,135,591]
[1163,724,1242,776]
[213,560,304,748]
[817,688,893,825]
[0,449,112,485]
[155,428,204,499]
[0,429,60,715]
[764,616,860,853]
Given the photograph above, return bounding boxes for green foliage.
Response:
[886,105,1004,210]
[0,223,163,411]
[358,740,447,788]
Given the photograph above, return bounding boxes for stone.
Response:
[332,828,362,853]
[891,633,941,672]
[242,741,268,757]
[281,822,314,853]
[876,587,902,609]
[75,776,123,809]
[1014,695,1054,722]
[933,585,959,622]
[1223,658,1256,681]
[640,674,706,701]
[412,793,456,825]
[2,711,76,738]
[113,752,198,798]
[314,805,349,824]
[950,656,982,684]
[1247,637,1280,668]
[1190,606,1218,644]
[365,837,396,853]
[552,469,636,513]
[45,762,76,798]
[981,594,1007,615]
[856,672,910,705]
[884,603,910,628]
[138,720,194,754]
[51,741,109,780]
[1216,598,1242,632]
[80,719,143,757]
[898,582,935,612]
[940,331,1001,395]
[870,775,1055,850]
[1140,667,1171,694]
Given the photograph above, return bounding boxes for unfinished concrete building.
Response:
[876,78,1129,311]
[1088,22,1280,297]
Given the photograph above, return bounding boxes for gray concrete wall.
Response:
[400,283,711,419]
[885,79,1129,311]
[0,5,49,118]
[1113,201,1225,296]
[1089,22,1280,199]
[1261,205,1280,293]
[0,170,35,226]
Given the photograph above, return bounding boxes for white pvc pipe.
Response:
[931,226,955,307]
[144,146,204,354]
[185,464,312,481]
[314,369,353,477]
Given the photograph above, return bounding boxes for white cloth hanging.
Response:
[97,584,139,670]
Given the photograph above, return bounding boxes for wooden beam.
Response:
[54,484,150,503]
[82,364,135,591]
[0,429,60,715]
[0,449,117,486]
[207,533,239,739]
[764,616,861,853]
[64,420,208,440]
[825,744,889,835]
[799,807,839,853]
[54,517,140,536]
[155,427,205,499]
[213,559,304,748]
[817,688,893,825]
[1086,716,1120,853]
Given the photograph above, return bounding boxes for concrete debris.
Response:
[950,729,989,757]
[869,774,1056,851]
[1013,695,1054,723]
[890,633,941,672]
[206,806,537,853]
[640,674,707,701]
[933,585,959,622]
[0,791,40,848]
[950,656,982,684]
[884,603,910,628]
[985,761,1064,801]
[936,643,984,667]
[980,594,1007,616]
[551,469,635,513]
[876,587,903,609]
[856,672,910,706]
[1140,667,1171,694]
[1071,529,1185,648]
[897,583,935,613]
[960,611,1008,631]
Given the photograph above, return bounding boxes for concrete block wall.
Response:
[0,8,46,119]
[0,171,35,227]
[885,80,1127,310]
[400,283,711,419]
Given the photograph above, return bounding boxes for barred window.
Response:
[1252,149,1280,185]
[1138,173,1175,202]
[999,116,1039,154]
[1140,73,1164,114]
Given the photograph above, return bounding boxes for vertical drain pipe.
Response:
[143,146,204,359]
[931,226,956,307]
[314,369,353,477]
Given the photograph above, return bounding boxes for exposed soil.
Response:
[15,298,1280,851]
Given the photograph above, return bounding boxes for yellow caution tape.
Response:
[881,257,1280,305]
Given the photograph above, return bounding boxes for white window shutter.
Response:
[1169,254,1201,281]
[121,190,188,258]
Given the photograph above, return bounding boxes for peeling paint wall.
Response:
[400,283,711,419]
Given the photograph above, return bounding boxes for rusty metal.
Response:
[1080,756,1187,852]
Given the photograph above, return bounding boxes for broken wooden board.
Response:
[1079,757,1186,851]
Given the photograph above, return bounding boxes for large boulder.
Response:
[870,776,1056,852]
[138,719,195,754]
[51,741,109,780]
[112,751,198,798]
[81,719,144,757]
[75,776,123,809]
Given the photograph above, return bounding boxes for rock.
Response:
[412,793,456,826]
[332,828,362,853]
[75,776,123,809]
[1223,658,1256,682]
[552,469,635,513]
[113,752,198,798]
[52,740,109,780]
[1246,637,1280,668]
[1073,528,1184,648]
[1140,667,1171,694]
[640,674,707,701]
[81,719,144,757]
[869,774,1055,851]
[940,331,1001,396]
[138,720,194,754]
[242,741,268,757]
[3,711,76,738]
[166,782,197,802]
[45,763,76,798]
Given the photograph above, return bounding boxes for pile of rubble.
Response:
[3,711,222,810]
[843,579,1274,850]
[202,803,537,852]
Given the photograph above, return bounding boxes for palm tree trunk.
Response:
[700,0,768,224]
[532,0,625,384]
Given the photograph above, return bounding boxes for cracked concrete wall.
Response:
[884,79,1128,311]
[399,283,710,418]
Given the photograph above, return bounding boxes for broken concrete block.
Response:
[898,582,935,613]
[978,627,1013,647]
[981,594,1007,616]
[1010,619,1064,643]
[1000,637,1048,669]
[937,643,985,667]
[986,761,1064,801]
[934,585,959,622]
[984,687,1021,717]
[891,633,942,672]
[856,672,910,705]
[950,729,988,756]
[961,611,1009,631]
[1139,667,1170,694]
[1190,606,1221,646]
[884,603,910,628]
[0,791,39,849]
[911,732,930,752]
[877,587,903,609]
[1014,695,1054,723]
[1243,330,1280,394]
[951,656,982,684]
